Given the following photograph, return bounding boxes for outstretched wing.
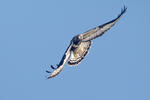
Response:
[68,41,92,66]
[82,6,127,42]
[47,42,73,78]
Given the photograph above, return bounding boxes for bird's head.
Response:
[72,35,83,45]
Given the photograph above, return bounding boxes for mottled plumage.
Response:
[68,40,92,65]
[46,6,127,78]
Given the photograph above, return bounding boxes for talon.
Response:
[46,70,51,73]
[51,65,56,69]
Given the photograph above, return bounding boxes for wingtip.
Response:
[47,76,53,79]
[46,70,54,79]
[47,72,58,79]
[121,5,127,14]
[117,5,127,19]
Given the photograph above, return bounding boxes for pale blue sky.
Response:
[0,0,150,100]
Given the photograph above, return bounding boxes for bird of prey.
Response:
[46,6,127,78]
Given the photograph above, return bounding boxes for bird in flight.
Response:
[46,6,127,79]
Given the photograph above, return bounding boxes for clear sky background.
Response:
[0,0,150,100]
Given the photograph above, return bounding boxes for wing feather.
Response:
[47,42,72,78]
[82,6,127,41]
